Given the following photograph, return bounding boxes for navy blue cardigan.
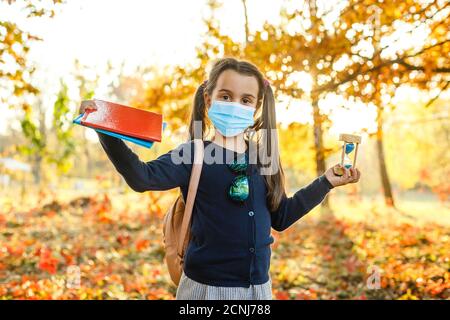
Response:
[97,132,334,287]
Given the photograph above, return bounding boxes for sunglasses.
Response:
[227,153,249,202]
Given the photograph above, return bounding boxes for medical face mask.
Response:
[207,100,255,137]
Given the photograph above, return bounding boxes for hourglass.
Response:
[333,133,362,176]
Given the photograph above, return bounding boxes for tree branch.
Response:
[424,80,450,108]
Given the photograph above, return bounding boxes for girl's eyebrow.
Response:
[218,88,256,99]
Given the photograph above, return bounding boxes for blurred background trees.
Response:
[1,0,448,209]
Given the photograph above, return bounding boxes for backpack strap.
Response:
[177,139,204,256]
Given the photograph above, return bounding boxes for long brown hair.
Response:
[187,57,286,213]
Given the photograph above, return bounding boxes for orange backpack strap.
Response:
[177,139,204,256]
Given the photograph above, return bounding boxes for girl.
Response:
[79,57,361,300]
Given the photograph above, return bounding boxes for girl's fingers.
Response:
[350,168,357,181]
[343,168,357,184]
[80,100,97,113]
[350,168,360,183]
[348,169,355,182]
[336,166,362,185]
[343,168,350,180]
[85,101,97,110]
[337,167,361,186]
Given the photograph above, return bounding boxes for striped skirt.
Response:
[175,270,273,300]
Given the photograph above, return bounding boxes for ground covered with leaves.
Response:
[0,192,448,299]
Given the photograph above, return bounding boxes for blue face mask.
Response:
[207,100,255,137]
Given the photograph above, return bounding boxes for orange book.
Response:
[81,99,163,142]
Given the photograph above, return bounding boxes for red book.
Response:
[81,99,163,142]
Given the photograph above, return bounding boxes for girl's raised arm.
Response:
[78,99,193,192]
[270,174,334,232]
[96,131,193,192]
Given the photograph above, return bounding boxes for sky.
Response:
[0,0,440,142]
[0,0,288,139]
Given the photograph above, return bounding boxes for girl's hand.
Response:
[78,100,98,114]
[324,164,361,188]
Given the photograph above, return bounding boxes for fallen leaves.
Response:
[0,193,174,299]
[270,211,449,300]
[0,192,448,299]
[37,247,59,274]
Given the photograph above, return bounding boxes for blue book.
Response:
[73,113,167,148]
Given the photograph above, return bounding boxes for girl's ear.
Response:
[203,91,212,109]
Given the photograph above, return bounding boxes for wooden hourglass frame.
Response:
[333,133,362,176]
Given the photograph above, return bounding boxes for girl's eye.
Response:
[222,95,230,101]
[243,98,251,104]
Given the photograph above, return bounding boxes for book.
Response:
[80,99,163,142]
[73,113,167,148]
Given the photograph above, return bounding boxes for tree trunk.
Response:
[33,103,47,185]
[376,106,395,207]
[312,96,331,214]
[32,153,42,185]
[241,0,249,45]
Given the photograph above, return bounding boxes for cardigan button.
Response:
[249,247,255,253]
[248,211,254,217]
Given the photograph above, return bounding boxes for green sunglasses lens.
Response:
[228,175,249,202]
[228,153,248,172]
